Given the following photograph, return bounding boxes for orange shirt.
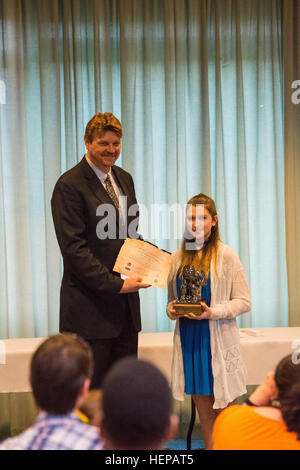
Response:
[212,405,300,450]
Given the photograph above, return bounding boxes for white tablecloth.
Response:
[1,327,300,393]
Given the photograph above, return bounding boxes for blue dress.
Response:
[176,274,214,395]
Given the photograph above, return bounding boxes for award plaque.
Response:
[173,265,207,317]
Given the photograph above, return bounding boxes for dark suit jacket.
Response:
[51,157,141,339]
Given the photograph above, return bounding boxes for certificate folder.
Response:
[113,238,172,289]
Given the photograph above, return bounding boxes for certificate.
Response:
[113,238,172,289]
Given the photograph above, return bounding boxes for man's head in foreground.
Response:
[30,333,93,414]
[100,357,178,450]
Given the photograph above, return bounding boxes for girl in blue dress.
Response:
[167,194,251,449]
[176,194,217,448]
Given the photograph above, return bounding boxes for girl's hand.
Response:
[168,300,177,314]
[184,302,212,320]
[244,370,278,406]
[261,370,277,399]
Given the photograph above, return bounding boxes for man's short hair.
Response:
[84,112,122,142]
[30,334,93,415]
[101,357,173,448]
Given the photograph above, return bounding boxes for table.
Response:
[1,328,300,393]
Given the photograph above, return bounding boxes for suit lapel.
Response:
[112,166,130,197]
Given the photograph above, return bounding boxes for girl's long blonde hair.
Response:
[179,193,220,278]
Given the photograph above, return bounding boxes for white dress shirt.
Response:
[85,155,126,222]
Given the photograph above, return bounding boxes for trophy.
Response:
[173,265,207,317]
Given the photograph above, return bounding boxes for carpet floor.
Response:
[165,439,205,450]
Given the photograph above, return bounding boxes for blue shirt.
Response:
[0,412,104,450]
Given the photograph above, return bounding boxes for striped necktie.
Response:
[104,174,119,210]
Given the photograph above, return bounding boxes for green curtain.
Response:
[0,0,287,338]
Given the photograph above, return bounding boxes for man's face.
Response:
[84,130,121,173]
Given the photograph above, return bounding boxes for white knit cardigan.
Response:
[166,242,251,409]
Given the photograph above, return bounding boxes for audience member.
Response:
[0,334,103,450]
[212,354,300,450]
[99,357,178,450]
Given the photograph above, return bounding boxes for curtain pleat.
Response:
[0,0,288,337]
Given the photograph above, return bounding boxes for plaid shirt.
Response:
[0,412,104,450]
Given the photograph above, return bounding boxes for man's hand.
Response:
[119,277,151,294]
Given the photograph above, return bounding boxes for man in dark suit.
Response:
[51,112,149,388]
